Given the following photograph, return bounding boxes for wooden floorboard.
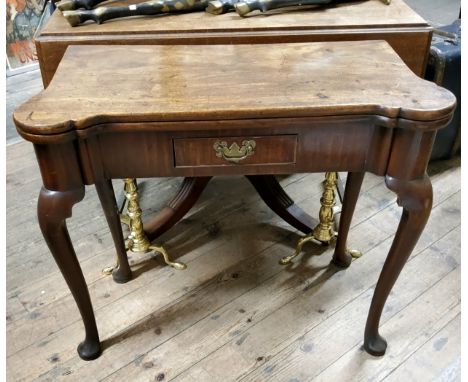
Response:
[382,314,461,382]
[6,140,461,382]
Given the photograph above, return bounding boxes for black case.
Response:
[425,19,461,160]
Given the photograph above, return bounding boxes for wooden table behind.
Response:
[36,0,432,87]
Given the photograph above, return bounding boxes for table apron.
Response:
[75,119,394,183]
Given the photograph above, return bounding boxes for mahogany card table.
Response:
[14,41,455,361]
[35,0,434,246]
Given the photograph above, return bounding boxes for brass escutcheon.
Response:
[213,139,256,163]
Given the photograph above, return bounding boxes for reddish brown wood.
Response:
[364,174,433,356]
[143,173,317,239]
[35,0,432,87]
[16,43,453,133]
[332,171,365,267]
[95,179,133,283]
[144,173,318,239]
[144,176,212,241]
[15,41,455,361]
[33,0,433,258]
[38,186,101,360]
[247,175,316,234]
[29,118,388,179]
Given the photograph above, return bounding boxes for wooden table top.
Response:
[14,41,455,135]
[41,0,427,36]
[36,0,432,88]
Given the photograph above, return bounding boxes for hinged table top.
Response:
[14,40,455,136]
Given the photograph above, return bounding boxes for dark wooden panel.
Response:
[77,118,395,179]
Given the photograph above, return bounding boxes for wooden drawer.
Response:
[173,135,297,168]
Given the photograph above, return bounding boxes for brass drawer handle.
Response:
[213,139,256,163]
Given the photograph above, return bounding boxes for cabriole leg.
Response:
[38,186,101,360]
[332,172,365,268]
[364,174,432,356]
[95,179,133,283]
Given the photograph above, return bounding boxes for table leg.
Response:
[246,175,315,233]
[95,180,132,283]
[364,174,432,356]
[332,172,365,268]
[143,176,212,241]
[101,176,208,276]
[142,175,316,239]
[38,186,101,361]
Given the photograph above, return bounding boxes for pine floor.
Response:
[6,140,460,382]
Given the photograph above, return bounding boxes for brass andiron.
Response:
[279,234,314,265]
[102,178,187,275]
[313,172,338,243]
[280,172,362,265]
[280,237,361,265]
[279,172,337,264]
[280,232,364,266]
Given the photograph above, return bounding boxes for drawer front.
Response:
[174,135,297,168]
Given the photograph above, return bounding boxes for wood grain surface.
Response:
[14,41,455,135]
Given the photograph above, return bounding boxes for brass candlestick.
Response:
[102,178,186,275]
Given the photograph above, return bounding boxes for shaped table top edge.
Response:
[14,41,456,138]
